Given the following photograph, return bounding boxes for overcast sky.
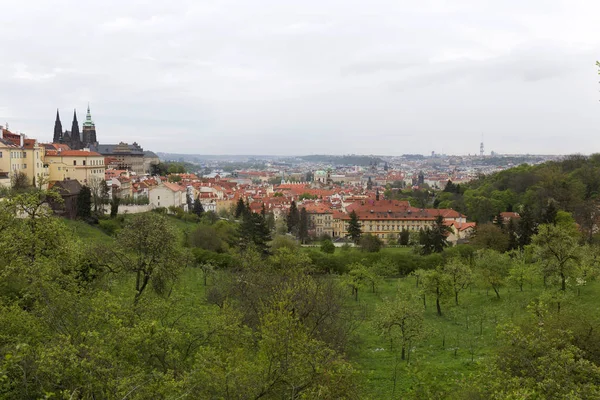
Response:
[1,0,599,155]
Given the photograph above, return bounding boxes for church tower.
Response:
[82,104,97,146]
[70,109,82,150]
[53,109,63,143]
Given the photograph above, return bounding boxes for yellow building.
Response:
[45,149,106,184]
[331,200,466,243]
[0,138,18,187]
[23,138,49,188]
[0,129,49,188]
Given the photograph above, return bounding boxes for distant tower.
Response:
[82,103,97,146]
[53,109,63,143]
[70,109,82,149]
[480,141,484,157]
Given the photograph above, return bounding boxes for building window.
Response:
[158,196,160,200]
[73,160,77,166]
[83,160,86,166]
[23,164,26,169]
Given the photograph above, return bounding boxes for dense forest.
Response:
[3,156,600,398]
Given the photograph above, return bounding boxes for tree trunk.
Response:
[561,273,566,291]
[493,286,500,299]
[436,297,442,316]
[401,345,405,361]
[455,291,459,306]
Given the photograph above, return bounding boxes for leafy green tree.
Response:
[469,223,508,252]
[469,311,600,399]
[359,234,384,252]
[532,223,582,291]
[109,193,120,218]
[442,257,473,305]
[419,216,451,255]
[298,207,309,243]
[345,263,376,301]
[287,200,300,236]
[346,210,362,244]
[10,171,30,192]
[374,297,425,396]
[399,229,410,245]
[116,213,183,304]
[475,249,511,299]
[421,268,451,316]
[375,297,425,362]
[507,249,536,291]
[239,212,271,255]
[76,185,92,219]
[320,238,335,254]
[168,174,182,183]
[517,205,537,249]
[192,197,204,217]
[443,180,456,193]
[234,197,246,218]
[542,200,558,225]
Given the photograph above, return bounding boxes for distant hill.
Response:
[299,154,383,166]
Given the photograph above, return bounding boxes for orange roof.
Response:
[162,181,186,192]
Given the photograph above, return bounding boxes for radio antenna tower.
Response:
[479,134,484,157]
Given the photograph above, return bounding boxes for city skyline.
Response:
[1,0,599,155]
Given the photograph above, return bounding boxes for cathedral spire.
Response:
[70,109,81,149]
[53,109,63,143]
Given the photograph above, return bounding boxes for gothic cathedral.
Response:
[53,105,98,150]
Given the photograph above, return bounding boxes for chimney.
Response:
[20,133,25,147]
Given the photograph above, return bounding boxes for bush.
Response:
[359,234,384,252]
[320,239,335,254]
[153,207,167,214]
[271,235,299,251]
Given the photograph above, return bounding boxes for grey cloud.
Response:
[1,0,600,155]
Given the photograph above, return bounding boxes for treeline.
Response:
[437,154,600,237]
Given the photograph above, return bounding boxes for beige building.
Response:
[149,181,188,210]
[304,204,335,238]
[331,200,467,243]
[45,149,105,185]
[0,138,18,187]
[1,128,49,188]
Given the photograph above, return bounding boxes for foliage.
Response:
[474,249,511,299]
[359,234,384,252]
[192,198,204,217]
[239,212,271,255]
[76,185,92,220]
[320,238,336,254]
[287,200,300,236]
[115,212,183,303]
[10,171,30,192]
[469,223,508,252]
[419,216,451,255]
[109,195,120,217]
[346,210,362,244]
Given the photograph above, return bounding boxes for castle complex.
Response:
[53,105,97,150]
